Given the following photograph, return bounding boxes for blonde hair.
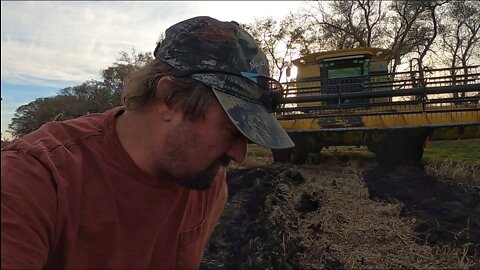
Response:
[122,60,215,120]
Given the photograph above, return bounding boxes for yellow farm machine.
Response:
[272,47,480,166]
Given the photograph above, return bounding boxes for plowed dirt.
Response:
[200,159,479,269]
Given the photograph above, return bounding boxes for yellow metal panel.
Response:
[281,119,321,131]
[451,111,480,122]
[369,60,389,72]
[296,65,320,80]
[402,113,431,126]
[362,115,386,127]
[280,108,479,131]
[379,114,407,127]
[426,112,452,125]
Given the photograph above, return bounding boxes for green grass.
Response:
[246,144,273,158]
[247,139,480,167]
[424,139,480,166]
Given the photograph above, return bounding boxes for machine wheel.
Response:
[271,148,292,163]
[292,139,309,165]
[369,134,425,167]
[403,143,424,166]
[271,133,320,165]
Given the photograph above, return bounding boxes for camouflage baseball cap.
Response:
[154,16,294,149]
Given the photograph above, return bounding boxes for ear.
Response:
[154,75,176,99]
[154,76,180,122]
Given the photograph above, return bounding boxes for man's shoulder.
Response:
[3,107,124,155]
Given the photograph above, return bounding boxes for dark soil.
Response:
[200,163,480,269]
[363,166,480,256]
[200,167,311,270]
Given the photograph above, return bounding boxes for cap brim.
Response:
[211,88,294,149]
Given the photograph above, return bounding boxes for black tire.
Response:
[409,143,424,165]
[292,140,309,165]
[271,148,292,163]
[370,139,424,167]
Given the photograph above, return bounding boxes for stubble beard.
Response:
[179,156,231,190]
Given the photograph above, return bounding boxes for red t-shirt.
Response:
[1,107,227,269]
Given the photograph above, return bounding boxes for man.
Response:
[1,16,294,269]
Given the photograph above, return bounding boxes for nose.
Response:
[226,135,247,163]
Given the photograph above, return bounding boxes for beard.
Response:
[179,155,231,190]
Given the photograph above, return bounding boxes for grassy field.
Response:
[424,139,480,166]
[246,138,480,167]
[244,139,479,187]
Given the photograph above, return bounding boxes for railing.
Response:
[276,65,480,118]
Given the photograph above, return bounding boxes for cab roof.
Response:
[292,47,393,67]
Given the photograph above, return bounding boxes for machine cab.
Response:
[292,47,392,105]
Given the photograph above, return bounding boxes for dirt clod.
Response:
[297,192,320,213]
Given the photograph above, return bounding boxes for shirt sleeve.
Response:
[1,150,57,269]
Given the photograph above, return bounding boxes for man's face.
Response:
[163,100,247,190]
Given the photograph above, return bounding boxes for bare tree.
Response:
[244,0,477,87]
[386,1,432,73]
[299,0,386,50]
[102,49,153,103]
[297,0,437,73]
[244,14,308,81]
[439,1,480,97]
[412,1,448,90]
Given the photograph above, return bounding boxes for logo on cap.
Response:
[191,22,238,43]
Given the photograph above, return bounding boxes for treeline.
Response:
[6,0,479,139]
[7,51,153,139]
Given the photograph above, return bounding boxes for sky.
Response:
[1,1,306,139]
